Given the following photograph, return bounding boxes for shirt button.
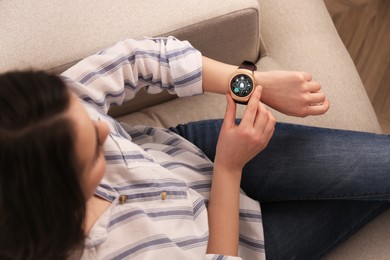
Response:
[119,195,127,204]
[161,191,167,200]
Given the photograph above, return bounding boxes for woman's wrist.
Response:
[254,71,272,103]
[202,56,236,94]
[213,160,243,180]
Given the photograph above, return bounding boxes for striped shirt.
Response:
[62,37,265,260]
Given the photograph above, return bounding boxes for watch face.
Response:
[230,74,253,97]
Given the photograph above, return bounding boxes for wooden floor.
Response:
[324,0,390,133]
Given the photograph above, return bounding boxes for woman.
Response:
[0,37,388,260]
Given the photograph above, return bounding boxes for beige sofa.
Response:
[1,0,389,259]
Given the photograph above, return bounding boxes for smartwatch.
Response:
[229,60,257,105]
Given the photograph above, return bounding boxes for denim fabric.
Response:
[170,120,390,260]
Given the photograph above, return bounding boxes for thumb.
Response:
[252,85,263,101]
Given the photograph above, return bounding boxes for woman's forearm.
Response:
[206,163,242,256]
[202,56,236,94]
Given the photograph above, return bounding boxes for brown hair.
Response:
[0,71,86,259]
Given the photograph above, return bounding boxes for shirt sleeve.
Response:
[61,36,203,114]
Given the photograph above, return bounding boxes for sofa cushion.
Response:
[0,0,260,73]
[0,0,260,119]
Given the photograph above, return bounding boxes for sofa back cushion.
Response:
[0,0,260,115]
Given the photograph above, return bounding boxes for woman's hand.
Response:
[207,86,275,256]
[256,71,330,117]
[214,85,276,173]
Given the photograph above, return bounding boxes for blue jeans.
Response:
[170,121,390,260]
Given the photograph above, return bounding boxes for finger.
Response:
[307,92,327,105]
[241,85,262,126]
[302,72,313,82]
[254,110,275,150]
[223,94,237,127]
[307,98,330,115]
[261,111,276,143]
[253,102,270,132]
[307,81,321,93]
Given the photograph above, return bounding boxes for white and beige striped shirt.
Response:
[62,37,265,260]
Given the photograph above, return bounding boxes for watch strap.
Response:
[238,60,257,71]
[234,99,249,105]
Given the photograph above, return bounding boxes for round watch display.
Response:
[230,74,254,98]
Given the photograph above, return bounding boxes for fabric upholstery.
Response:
[0,0,259,73]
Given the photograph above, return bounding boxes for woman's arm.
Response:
[202,57,330,117]
[206,86,275,255]
[61,35,329,117]
[61,37,202,114]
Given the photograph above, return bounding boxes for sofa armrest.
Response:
[0,0,259,73]
[256,0,382,133]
